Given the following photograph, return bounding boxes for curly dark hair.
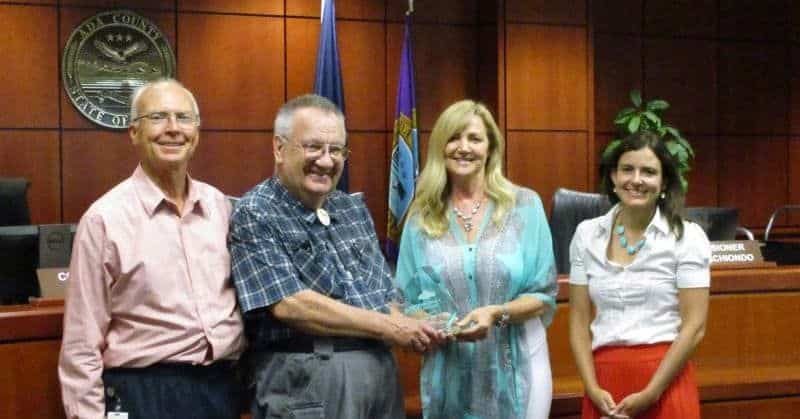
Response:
[600,131,686,239]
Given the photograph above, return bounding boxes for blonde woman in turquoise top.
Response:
[395,100,558,419]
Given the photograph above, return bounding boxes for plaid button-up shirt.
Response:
[229,177,396,346]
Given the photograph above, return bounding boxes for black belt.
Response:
[105,360,236,376]
[269,336,385,353]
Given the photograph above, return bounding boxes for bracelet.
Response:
[496,304,510,328]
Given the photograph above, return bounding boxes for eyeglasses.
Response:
[280,136,350,161]
[133,111,200,127]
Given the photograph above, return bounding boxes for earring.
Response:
[660,192,666,199]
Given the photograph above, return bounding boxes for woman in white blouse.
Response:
[568,131,710,419]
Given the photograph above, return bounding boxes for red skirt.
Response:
[580,343,700,419]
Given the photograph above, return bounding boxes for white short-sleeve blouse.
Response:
[568,205,711,350]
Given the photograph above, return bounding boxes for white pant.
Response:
[520,317,553,419]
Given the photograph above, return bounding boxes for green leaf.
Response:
[643,111,662,127]
[675,136,695,159]
[602,139,622,161]
[663,125,680,139]
[680,176,689,193]
[613,107,637,124]
[646,100,669,111]
[627,115,641,133]
[665,140,680,155]
[630,90,642,108]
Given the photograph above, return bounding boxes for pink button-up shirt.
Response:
[58,166,245,419]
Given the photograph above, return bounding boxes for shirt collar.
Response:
[595,204,669,237]
[132,165,204,218]
[269,177,339,226]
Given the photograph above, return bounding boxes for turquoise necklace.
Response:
[615,223,646,255]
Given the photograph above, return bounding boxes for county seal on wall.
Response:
[62,10,175,129]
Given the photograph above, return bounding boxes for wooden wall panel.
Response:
[791,46,800,135]
[0,0,54,4]
[505,0,586,25]
[644,39,717,135]
[338,21,387,131]
[59,8,177,129]
[286,18,319,102]
[61,0,171,9]
[0,131,61,224]
[177,0,282,15]
[718,43,789,136]
[188,131,273,198]
[411,24,478,130]
[417,131,431,169]
[593,34,641,133]
[287,19,387,131]
[718,137,788,227]
[718,0,790,41]
[506,24,588,130]
[548,304,574,378]
[0,5,58,128]
[644,0,716,37]
[385,0,477,24]
[477,24,499,115]
[0,340,63,419]
[790,138,800,225]
[702,397,800,419]
[347,133,388,242]
[61,130,139,222]
[177,14,284,130]
[591,0,641,34]
[506,132,588,212]
[289,0,384,20]
[684,136,719,208]
[696,293,800,368]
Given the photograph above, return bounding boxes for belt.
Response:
[105,360,236,376]
[269,336,385,353]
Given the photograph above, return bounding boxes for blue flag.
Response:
[386,13,418,263]
[314,0,348,192]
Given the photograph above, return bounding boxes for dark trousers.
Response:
[102,362,240,419]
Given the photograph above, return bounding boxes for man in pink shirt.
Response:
[58,79,245,419]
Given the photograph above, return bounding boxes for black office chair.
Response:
[762,205,800,265]
[0,177,31,226]
[549,188,612,274]
[684,207,749,241]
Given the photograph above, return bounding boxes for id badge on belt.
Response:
[106,386,128,419]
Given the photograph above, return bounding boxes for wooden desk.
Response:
[0,300,64,419]
[3,267,800,419]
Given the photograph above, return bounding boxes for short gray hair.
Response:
[129,78,200,125]
[274,94,345,139]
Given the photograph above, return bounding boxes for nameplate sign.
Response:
[710,240,763,265]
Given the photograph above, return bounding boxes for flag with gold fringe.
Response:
[386,10,418,263]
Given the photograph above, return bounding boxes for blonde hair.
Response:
[408,100,516,237]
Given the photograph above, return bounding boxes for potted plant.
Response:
[603,90,694,192]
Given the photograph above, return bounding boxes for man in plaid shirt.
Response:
[230,94,444,419]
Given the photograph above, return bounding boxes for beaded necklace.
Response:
[452,200,481,232]
[614,224,646,255]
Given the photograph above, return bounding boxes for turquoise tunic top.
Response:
[395,187,557,419]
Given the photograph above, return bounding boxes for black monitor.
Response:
[684,207,739,241]
[0,225,40,304]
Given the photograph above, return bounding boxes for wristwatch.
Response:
[496,304,511,328]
